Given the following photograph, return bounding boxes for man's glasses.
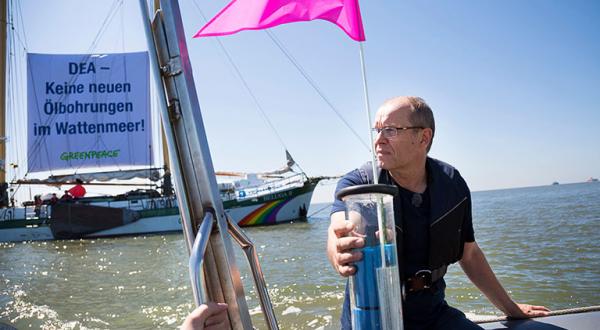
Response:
[372,126,424,138]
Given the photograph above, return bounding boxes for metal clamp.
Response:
[167,99,181,121]
[161,57,182,77]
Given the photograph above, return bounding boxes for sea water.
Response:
[1,182,599,329]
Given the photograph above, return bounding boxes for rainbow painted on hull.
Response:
[237,198,292,226]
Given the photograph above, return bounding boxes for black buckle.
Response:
[414,270,432,288]
[405,269,433,293]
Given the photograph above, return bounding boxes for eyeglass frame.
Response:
[372,126,425,138]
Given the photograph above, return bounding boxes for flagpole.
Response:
[358,42,379,184]
[359,37,405,330]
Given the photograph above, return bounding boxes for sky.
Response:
[7,0,600,203]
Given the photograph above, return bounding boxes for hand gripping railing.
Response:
[188,211,279,329]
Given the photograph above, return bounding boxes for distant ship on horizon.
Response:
[586,177,599,182]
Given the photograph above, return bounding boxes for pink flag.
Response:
[194,0,365,41]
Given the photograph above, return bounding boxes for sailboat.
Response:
[0,160,321,242]
[0,23,321,244]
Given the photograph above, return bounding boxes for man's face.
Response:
[373,104,426,171]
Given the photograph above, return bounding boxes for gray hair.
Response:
[406,96,435,152]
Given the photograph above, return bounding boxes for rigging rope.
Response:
[473,305,600,324]
[307,202,332,218]
[191,1,370,155]
[265,30,371,152]
[6,0,30,199]
[71,0,126,174]
[191,1,289,153]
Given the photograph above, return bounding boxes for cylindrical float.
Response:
[337,184,403,330]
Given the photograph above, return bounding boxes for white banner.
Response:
[27,52,152,173]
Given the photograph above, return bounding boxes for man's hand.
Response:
[327,212,365,277]
[181,302,228,330]
[507,303,550,319]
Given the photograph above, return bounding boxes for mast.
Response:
[0,0,8,207]
[139,1,278,329]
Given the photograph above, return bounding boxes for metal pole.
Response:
[0,0,8,204]
[138,0,194,246]
[358,42,378,184]
[139,0,252,329]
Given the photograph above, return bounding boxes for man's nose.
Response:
[374,130,387,144]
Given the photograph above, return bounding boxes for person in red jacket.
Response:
[67,179,86,198]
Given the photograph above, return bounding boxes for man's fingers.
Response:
[336,236,364,252]
[530,310,550,317]
[203,302,228,316]
[205,322,228,330]
[515,303,551,319]
[337,264,357,277]
[336,251,363,265]
[194,304,209,315]
[205,302,227,310]
[332,221,354,237]
[181,302,229,330]
[334,236,364,278]
[204,311,228,327]
[329,217,365,278]
[527,305,550,317]
[335,250,362,277]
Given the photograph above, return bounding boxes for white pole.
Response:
[359,41,387,252]
[359,39,404,330]
[358,42,378,184]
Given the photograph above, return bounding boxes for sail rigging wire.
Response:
[6,0,28,50]
[192,1,370,153]
[191,1,373,179]
[70,1,133,174]
[84,0,123,56]
[307,202,332,218]
[119,0,137,168]
[264,30,371,152]
[191,1,290,155]
[75,1,143,174]
[191,2,314,177]
[6,0,30,199]
[15,0,27,49]
[6,0,25,150]
[61,0,126,174]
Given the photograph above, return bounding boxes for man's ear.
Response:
[421,128,433,147]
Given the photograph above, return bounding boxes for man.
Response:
[327,96,549,329]
[67,178,86,198]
